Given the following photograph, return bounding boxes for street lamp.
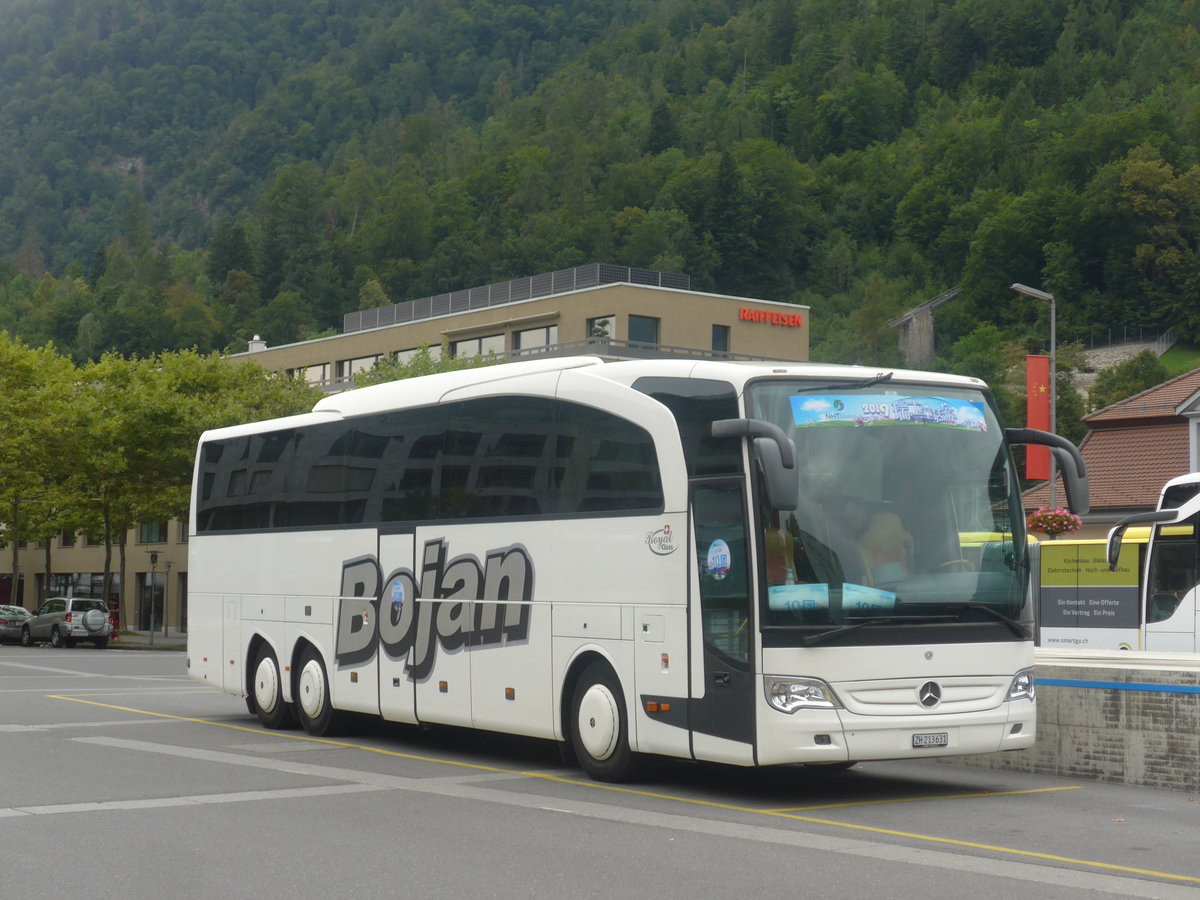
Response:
[163,561,172,637]
[1011,282,1057,508]
[147,552,158,648]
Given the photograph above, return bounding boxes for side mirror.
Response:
[1105,510,1176,570]
[713,418,799,511]
[1004,427,1090,515]
[753,434,799,511]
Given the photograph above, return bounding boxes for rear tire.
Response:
[251,645,293,729]
[294,646,342,736]
[93,637,109,649]
[50,627,64,648]
[570,661,636,782]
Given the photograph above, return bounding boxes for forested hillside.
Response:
[2,0,1198,394]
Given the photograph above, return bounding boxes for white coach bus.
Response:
[187,356,1088,781]
[1105,473,1200,652]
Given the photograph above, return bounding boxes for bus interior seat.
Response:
[1150,593,1181,623]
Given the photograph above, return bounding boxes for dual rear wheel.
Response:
[246,643,344,737]
[250,645,293,729]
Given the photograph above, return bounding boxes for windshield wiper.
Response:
[899,601,1030,639]
[802,614,954,647]
[789,371,895,396]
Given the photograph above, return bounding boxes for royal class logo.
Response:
[335,538,534,681]
[645,524,677,556]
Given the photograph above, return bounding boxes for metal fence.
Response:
[1082,326,1175,352]
[343,264,692,334]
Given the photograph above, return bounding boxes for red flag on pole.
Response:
[1026,354,1051,480]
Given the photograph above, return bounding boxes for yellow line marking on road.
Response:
[40,696,216,700]
[50,695,521,775]
[765,785,1081,812]
[50,694,1200,886]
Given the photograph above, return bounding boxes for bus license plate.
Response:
[912,732,948,748]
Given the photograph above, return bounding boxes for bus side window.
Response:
[1147,535,1198,624]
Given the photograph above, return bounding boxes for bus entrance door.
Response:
[688,480,756,766]
[377,529,419,724]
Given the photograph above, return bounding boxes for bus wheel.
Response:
[295,646,341,736]
[570,662,635,782]
[251,645,293,729]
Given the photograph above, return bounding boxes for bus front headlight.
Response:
[1005,668,1036,702]
[765,676,842,713]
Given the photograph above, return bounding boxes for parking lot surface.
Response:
[2,644,1198,899]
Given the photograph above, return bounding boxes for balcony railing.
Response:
[310,338,799,393]
[343,264,692,334]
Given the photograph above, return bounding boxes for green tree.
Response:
[1088,349,1170,412]
[357,278,390,311]
[206,221,255,285]
[252,290,317,346]
[939,323,1026,428]
[646,101,679,155]
[0,334,77,606]
[67,350,322,604]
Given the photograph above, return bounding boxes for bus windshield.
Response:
[747,379,1028,641]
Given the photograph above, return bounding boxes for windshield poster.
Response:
[790,394,988,432]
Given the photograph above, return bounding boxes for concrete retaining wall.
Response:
[940,651,1200,793]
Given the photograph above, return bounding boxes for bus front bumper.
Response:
[755,702,1036,766]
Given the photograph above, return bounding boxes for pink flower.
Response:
[1026,506,1082,537]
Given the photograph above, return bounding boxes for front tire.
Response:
[251,645,293,729]
[294,646,342,736]
[20,626,33,647]
[570,661,636,782]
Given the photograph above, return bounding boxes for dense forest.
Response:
[1,0,1198,407]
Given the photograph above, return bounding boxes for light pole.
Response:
[1012,282,1057,509]
[148,552,158,648]
[163,561,172,637]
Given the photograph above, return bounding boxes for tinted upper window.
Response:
[1162,482,1200,510]
[632,377,742,477]
[196,397,663,532]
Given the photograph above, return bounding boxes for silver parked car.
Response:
[0,605,31,643]
[21,597,112,648]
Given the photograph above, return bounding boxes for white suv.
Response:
[21,597,112,649]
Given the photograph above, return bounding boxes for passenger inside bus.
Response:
[855,508,913,586]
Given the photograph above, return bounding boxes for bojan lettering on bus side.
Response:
[334,538,534,681]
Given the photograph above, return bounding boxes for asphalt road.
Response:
[2,643,1199,899]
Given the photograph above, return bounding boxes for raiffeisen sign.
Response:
[739,307,804,328]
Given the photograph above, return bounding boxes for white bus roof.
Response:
[585,358,987,392]
[315,357,988,418]
[1161,472,1200,490]
[312,355,607,417]
[201,356,989,443]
